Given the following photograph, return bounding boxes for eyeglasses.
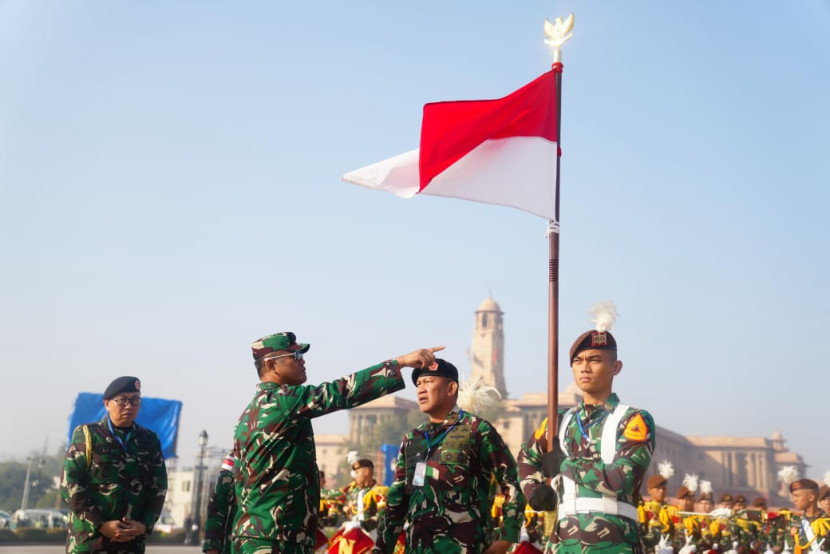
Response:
[264,351,304,362]
[110,396,141,407]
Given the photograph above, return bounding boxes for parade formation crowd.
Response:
[59,326,830,554]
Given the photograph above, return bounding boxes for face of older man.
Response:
[416,375,457,422]
[263,350,307,386]
[104,392,141,427]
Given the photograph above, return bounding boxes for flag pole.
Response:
[543,14,574,447]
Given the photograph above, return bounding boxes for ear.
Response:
[448,380,459,396]
[613,360,623,375]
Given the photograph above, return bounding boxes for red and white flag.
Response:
[342,70,559,220]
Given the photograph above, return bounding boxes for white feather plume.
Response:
[658,460,675,480]
[346,450,359,465]
[700,480,713,495]
[778,465,799,485]
[823,470,830,487]
[682,473,699,493]
[590,301,618,332]
[457,377,501,417]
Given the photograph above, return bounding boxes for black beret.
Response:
[104,376,142,399]
[411,358,459,385]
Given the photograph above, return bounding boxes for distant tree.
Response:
[0,445,66,512]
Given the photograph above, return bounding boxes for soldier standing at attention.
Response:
[517,316,656,554]
[232,331,442,554]
[374,358,526,554]
[61,376,168,554]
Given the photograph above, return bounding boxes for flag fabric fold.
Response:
[343,70,559,220]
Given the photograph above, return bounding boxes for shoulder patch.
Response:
[623,413,648,441]
[534,417,548,441]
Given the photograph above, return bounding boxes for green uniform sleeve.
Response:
[61,425,104,530]
[279,360,405,419]
[138,432,168,533]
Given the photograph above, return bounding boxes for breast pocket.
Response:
[436,428,472,490]
[90,453,121,484]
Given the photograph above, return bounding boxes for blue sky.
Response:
[1,1,828,482]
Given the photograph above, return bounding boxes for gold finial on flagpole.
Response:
[544,13,574,63]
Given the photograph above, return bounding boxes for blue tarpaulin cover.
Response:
[67,393,182,459]
[379,443,400,486]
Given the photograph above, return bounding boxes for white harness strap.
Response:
[601,403,630,464]
[556,403,637,521]
[558,408,577,499]
[802,518,816,544]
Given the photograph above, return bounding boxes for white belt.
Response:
[557,497,639,522]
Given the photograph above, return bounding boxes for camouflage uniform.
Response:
[319,487,346,528]
[61,416,167,553]
[232,360,405,554]
[203,455,236,554]
[374,409,527,554]
[344,481,387,531]
[790,511,830,552]
[518,393,655,553]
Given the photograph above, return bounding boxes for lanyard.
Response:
[576,406,604,441]
[107,419,131,452]
[424,410,464,459]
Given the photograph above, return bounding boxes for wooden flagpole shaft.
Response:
[547,61,564,448]
[543,12,573,450]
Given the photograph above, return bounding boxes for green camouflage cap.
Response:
[251,331,310,360]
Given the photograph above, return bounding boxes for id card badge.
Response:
[412,462,427,487]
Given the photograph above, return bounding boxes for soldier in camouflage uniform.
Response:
[518,329,655,553]
[788,479,830,552]
[343,459,387,532]
[61,376,168,554]
[203,453,237,554]
[639,474,676,551]
[374,358,526,554]
[232,331,442,554]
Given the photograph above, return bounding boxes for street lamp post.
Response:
[20,456,44,510]
[191,430,208,545]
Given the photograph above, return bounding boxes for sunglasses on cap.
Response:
[263,351,304,362]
